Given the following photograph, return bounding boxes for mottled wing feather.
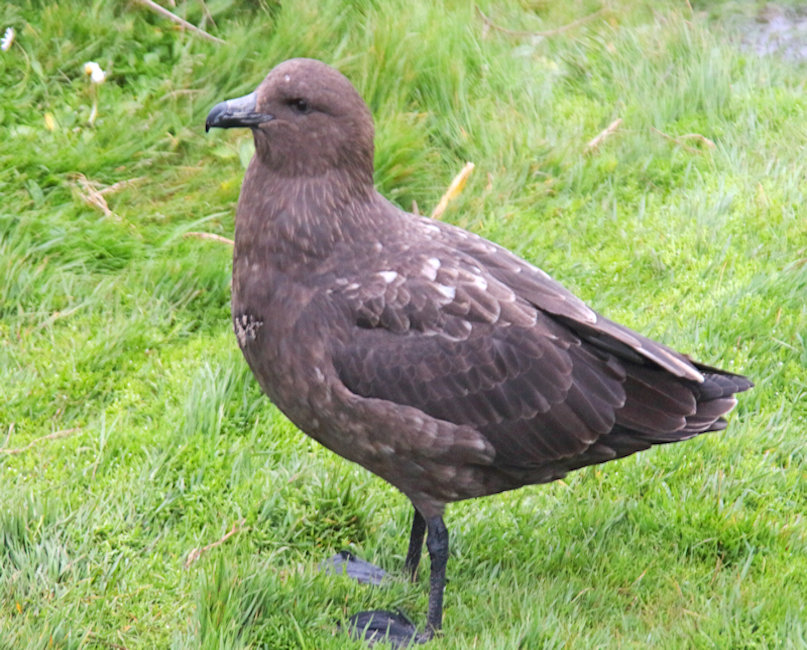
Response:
[330,224,750,472]
[331,253,636,468]
[430,219,707,382]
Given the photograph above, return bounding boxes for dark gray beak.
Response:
[205,91,274,132]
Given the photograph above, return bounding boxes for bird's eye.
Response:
[289,98,311,114]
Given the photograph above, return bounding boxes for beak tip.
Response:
[205,92,271,131]
[205,100,228,132]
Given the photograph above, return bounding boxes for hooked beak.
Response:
[205,91,274,132]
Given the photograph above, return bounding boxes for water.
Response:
[740,4,807,62]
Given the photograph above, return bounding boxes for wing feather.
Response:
[328,228,749,477]
[433,219,707,382]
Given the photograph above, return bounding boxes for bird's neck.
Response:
[234,158,385,273]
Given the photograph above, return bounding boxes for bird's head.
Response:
[206,58,374,187]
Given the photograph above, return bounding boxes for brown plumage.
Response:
[206,58,752,645]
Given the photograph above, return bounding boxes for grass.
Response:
[1,0,806,647]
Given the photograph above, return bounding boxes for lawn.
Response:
[1,0,806,648]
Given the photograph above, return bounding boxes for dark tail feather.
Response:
[613,367,752,446]
[505,366,752,483]
[691,366,754,400]
[680,368,753,434]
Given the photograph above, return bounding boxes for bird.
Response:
[205,57,752,646]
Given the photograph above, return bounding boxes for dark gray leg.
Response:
[422,516,448,639]
[346,514,450,646]
[403,509,426,579]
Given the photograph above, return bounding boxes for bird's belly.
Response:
[231,276,355,448]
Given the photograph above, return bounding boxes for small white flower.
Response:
[83,61,106,84]
[1,27,14,52]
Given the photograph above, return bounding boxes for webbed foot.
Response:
[321,550,386,585]
[348,609,426,647]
